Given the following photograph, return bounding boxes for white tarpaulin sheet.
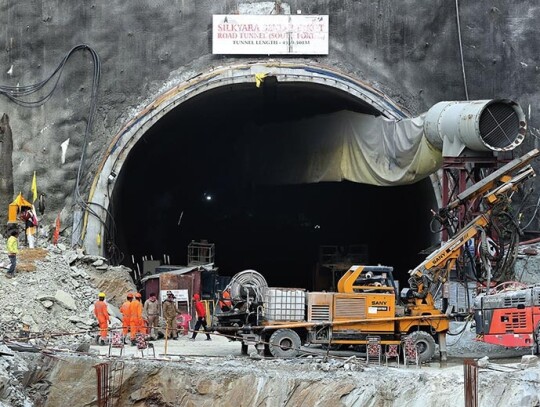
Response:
[249,110,442,186]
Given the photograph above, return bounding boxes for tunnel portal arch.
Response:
[83,62,438,275]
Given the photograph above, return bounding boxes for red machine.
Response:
[474,284,540,348]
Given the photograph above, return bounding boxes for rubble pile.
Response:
[0,234,136,405]
[0,234,135,347]
[0,344,33,407]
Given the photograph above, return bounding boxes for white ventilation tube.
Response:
[423,99,526,157]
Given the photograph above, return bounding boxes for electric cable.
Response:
[521,193,540,230]
[104,173,124,265]
[462,276,473,311]
[455,0,469,100]
[0,45,123,264]
[488,202,521,281]
[0,45,101,220]
[463,244,482,283]
[446,315,473,344]
[429,216,445,234]
[516,187,533,216]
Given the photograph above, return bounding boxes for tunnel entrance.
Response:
[107,78,437,289]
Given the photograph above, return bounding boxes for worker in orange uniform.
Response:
[94,292,110,345]
[129,292,144,345]
[135,292,146,335]
[120,293,134,344]
[190,293,211,341]
[218,288,232,312]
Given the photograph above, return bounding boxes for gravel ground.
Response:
[446,321,533,360]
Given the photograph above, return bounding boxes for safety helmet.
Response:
[98,292,106,298]
[127,293,134,299]
[193,293,200,301]
[135,292,142,298]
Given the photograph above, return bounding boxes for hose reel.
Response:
[228,269,268,303]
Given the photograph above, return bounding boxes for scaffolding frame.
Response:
[187,240,215,265]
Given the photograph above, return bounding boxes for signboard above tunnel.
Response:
[212,15,329,55]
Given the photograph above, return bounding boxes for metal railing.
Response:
[94,361,125,407]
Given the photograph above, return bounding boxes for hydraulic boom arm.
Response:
[408,149,539,301]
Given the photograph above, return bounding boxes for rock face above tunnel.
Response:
[1,0,540,240]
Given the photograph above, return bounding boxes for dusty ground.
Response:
[91,332,241,358]
[17,248,48,272]
[87,321,532,365]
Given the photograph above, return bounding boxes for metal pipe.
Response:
[519,236,540,246]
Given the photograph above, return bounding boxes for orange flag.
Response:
[53,214,61,245]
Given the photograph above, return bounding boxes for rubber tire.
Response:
[408,331,436,363]
[268,329,301,358]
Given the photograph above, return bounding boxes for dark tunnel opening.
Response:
[109,81,437,290]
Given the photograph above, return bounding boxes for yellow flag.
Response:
[31,171,38,203]
[255,73,268,88]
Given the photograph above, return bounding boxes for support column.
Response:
[438,331,447,362]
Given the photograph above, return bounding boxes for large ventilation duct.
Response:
[423,99,526,157]
[242,99,527,188]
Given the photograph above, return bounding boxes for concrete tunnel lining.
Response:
[83,62,440,287]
